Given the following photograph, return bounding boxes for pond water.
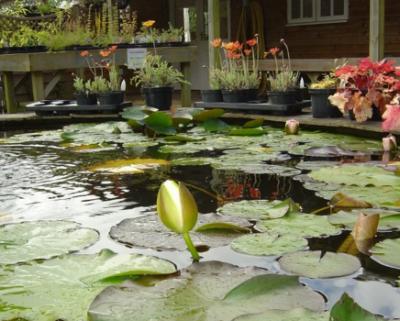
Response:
[0,121,400,320]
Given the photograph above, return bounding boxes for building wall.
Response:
[129,0,170,29]
[231,0,400,59]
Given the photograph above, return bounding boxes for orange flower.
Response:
[244,49,252,56]
[109,45,118,53]
[143,20,156,28]
[246,38,257,47]
[100,49,111,57]
[227,51,241,60]
[232,41,243,51]
[80,50,89,57]
[269,47,280,56]
[211,38,222,48]
[223,42,235,51]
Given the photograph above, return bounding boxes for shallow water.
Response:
[1,128,400,318]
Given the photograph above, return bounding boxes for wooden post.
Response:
[2,72,18,113]
[31,71,45,101]
[369,0,385,60]
[180,62,191,107]
[208,0,221,70]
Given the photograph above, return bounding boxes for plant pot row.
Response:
[75,91,124,106]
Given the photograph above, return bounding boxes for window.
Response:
[287,0,348,25]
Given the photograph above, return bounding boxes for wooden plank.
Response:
[31,71,45,101]
[369,0,385,60]
[45,73,62,98]
[180,61,192,107]
[1,72,18,113]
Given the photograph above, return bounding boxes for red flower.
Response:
[109,45,118,53]
[100,49,111,57]
[211,38,222,48]
[382,104,400,132]
[246,38,257,47]
[232,41,243,51]
[244,49,252,56]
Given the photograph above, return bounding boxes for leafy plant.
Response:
[131,54,189,88]
[310,74,338,89]
[91,76,110,93]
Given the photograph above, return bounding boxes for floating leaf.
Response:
[233,308,329,321]
[88,261,325,321]
[370,238,400,269]
[0,250,176,321]
[164,135,205,142]
[202,119,231,132]
[144,112,176,135]
[88,158,170,174]
[121,107,148,122]
[193,108,225,122]
[330,193,372,210]
[330,293,385,321]
[0,130,64,144]
[229,128,266,136]
[255,213,341,238]
[195,222,250,233]
[231,233,308,256]
[279,251,361,278]
[110,213,251,251]
[0,220,98,265]
[328,210,400,231]
[217,199,298,221]
[243,118,264,128]
[212,163,301,176]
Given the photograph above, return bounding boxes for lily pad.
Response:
[233,308,329,321]
[88,158,170,174]
[328,210,400,231]
[279,251,361,278]
[0,220,99,265]
[0,130,64,144]
[330,293,385,321]
[202,119,231,132]
[88,261,325,321]
[255,213,341,238]
[217,199,298,220]
[295,161,341,171]
[229,128,267,136]
[212,163,301,176]
[110,213,251,251]
[144,111,176,135]
[0,250,176,321]
[370,238,400,269]
[193,108,225,122]
[243,118,264,128]
[231,233,308,256]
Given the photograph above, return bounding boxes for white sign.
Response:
[127,48,147,70]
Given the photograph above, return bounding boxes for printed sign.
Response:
[127,48,147,70]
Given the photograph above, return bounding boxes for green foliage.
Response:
[109,65,121,91]
[131,54,189,88]
[310,74,338,89]
[91,76,110,93]
[268,69,298,91]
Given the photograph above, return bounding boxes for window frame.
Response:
[287,0,349,26]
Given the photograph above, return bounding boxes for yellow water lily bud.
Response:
[285,119,299,135]
[157,180,198,234]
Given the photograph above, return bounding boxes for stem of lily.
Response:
[183,232,200,262]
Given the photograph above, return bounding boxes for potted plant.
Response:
[201,68,223,102]
[73,76,97,105]
[309,75,342,118]
[131,54,189,110]
[265,40,299,105]
[210,37,261,103]
[328,58,400,122]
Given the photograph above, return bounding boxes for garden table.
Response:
[0,45,197,113]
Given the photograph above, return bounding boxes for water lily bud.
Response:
[157,180,198,234]
[285,119,300,135]
[382,135,397,152]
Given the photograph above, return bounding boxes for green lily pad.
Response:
[202,119,231,132]
[88,261,325,321]
[233,308,329,321]
[295,161,341,171]
[212,163,301,176]
[0,250,176,321]
[243,118,264,128]
[110,213,251,251]
[328,210,400,231]
[0,220,99,265]
[192,108,225,122]
[0,130,64,144]
[144,112,177,135]
[229,128,267,136]
[330,293,385,321]
[370,238,400,269]
[171,157,215,166]
[217,199,299,220]
[255,213,341,238]
[120,106,148,122]
[231,233,308,256]
[88,158,170,174]
[279,251,361,278]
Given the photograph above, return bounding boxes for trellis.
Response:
[0,13,55,32]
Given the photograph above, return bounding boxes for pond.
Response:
[0,117,400,321]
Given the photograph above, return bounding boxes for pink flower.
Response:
[285,119,299,135]
[382,104,400,132]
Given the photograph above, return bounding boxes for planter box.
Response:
[26,100,131,116]
[194,100,311,115]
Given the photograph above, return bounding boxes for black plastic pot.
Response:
[267,90,297,105]
[309,88,342,118]
[246,88,259,102]
[97,91,124,106]
[142,87,173,110]
[295,87,310,101]
[75,92,97,106]
[201,89,223,102]
[349,105,382,121]
[222,89,249,103]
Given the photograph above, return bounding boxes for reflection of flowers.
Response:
[211,38,222,48]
